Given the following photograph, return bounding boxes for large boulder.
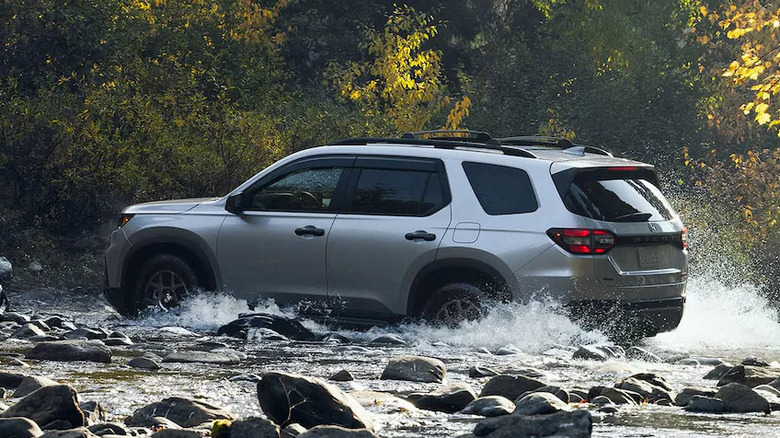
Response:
[217,313,317,341]
[717,365,780,388]
[460,396,515,417]
[126,397,233,428]
[25,340,111,363]
[479,375,545,400]
[0,371,26,388]
[684,396,726,413]
[407,383,476,413]
[587,387,640,405]
[228,417,280,438]
[513,393,570,416]
[473,410,592,438]
[704,364,733,380]
[715,383,771,413]
[615,377,673,403]
[0,417,43,438]
[675,387,717,407]
[39,427,97,438]
[0,385,85,429]
[257,372,374,431]
[517,385,569,404]
[14,376,60,398]
[380,356,445,383]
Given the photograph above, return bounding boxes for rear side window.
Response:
[348,168,445,216]
[463,162,538,215]
[563,177,674,222]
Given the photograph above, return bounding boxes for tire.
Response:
[134,254,200,312]
[420,282,487,327]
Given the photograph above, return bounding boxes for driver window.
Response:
[248,167,344,212]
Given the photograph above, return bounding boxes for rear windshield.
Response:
[562,177,674,222]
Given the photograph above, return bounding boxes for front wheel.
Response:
[421,283,487,327]
[135,254,199,312]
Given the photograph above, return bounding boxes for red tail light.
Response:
[681,226,688,249]
[547,228,616,255]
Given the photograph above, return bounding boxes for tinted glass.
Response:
[563,178,674,222]
[463,162,538,215]
[350,169,444,216]
[249,167,343,212]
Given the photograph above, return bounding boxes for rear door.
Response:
[326,156,452,319]
[553,167,687,289]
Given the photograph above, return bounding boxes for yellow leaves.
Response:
[700,6,708,17]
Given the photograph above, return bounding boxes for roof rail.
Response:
[500,136,612,156]
[329,136,537,158]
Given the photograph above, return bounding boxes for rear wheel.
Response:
[135,254,199,312]
[421,283,487,327]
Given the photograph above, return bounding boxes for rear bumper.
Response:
[565,296,685,335]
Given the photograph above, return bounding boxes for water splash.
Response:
[132,292,260,331]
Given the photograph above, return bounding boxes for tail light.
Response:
[547,228,616,255]
[681,226,688,249]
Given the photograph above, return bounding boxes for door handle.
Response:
[295,226,325,237]
[405,230,436,241]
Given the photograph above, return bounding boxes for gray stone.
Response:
[28,320,51,333]
[704,364,734,380]
[247,328,289,342]
[14,375,60,398]
[103,336,133,347]
[0,371,25,388]
[128,356,161,370]
[257,372,374,431]
[517,385,569,403]
[572,345,609,361]
[11,323,47,339]
[461,396,515,417]
[616,376,673,403]
[494,344,521,355]
[329,370,354,382]
[675,387,717,407]
[629,373,673,391]
[380,356,445,383]
[0,417,43,438]
[513,392,570,416]
[473,409,592,438]
[591,396,613,406]
[684,396,726,413]
[498,367,546,379]
[368,334,406,345]
[126,397,233,428]
[281,423,307,438]
[87,422,132,436]
[26,340,111,363]
[9,358,30,367]
[407,382,476,413]
[297,426,378,438]
[479,375,545,400]
[62,328,108,341]
[217,313,317,341]
[742,356,770,367]
[468,366,499,378]
[717,365,780,388]
[0,385,85,428]
[229,417,280,438]
[162,351,239,365]
[0,313,30,325]
[625,346,661,362]
[39,428,97,438]
[79,401,106,425]
[150,430,203,438]
[587,387,639,405]
[754,385,780,410]
[715,383,771,413]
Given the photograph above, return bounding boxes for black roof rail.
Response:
[402,130,493,143]
[329,136,537,158]
[499,136,612,157]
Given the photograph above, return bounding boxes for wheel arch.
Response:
[407,258,513,316]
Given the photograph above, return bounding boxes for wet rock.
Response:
[500,367,546,379]
[247,328,289,342]
[26,340,111,363]
[0,371,25,388]
[692,357,727,366]
[380,356,445,383]
[591,396,613,406]
[0,417,43,438]
[629,373,673,391]
[87,422,132,436]
[257,372,374,430]
[513,393,570,416]
[39,427,97,438]
[625,346,661,362]
[473,409,592,438]
[0,385,85,428]
[495,344,521,356]
[350,391,417,416]
[676,358,700,366]
[570,393,584,403]
[14,375,60,398]
[704,364,734,380]
[103,334,133,347]
[717,365,780,388]
[297,426,378,438]
[150,430,203,438]
[128,356,161,370]
[41,420,76,431]
[62,328,108,341]
[715,383,771,413]
[572,345,617,361]
[42,317,76,331]
[79,402,106,425]
[517,385,569,403]
[218,313,317,341]
[157,327,199,337]
[323,333,351,344]
[146,417,182,430]
[282,423,307,438]
[468,366,499,378]
[598,405,619,414]
[407,382,476,413]
[754,385,780,410]
[1,312,30,325]
[587,387,639,405]
[332,346,370,353]
[228,417,280,438]
[675,387,717,407]
[229,374,262,383]
[126,397,233,428]
[329,370,354,382]
[162,351,240,365]
[28,320,51,333]
[615,376,673,403]
[684,396,726,413]
[11,323,47,339]
[368,334,406,346]
[461,396,515,417]
[479,375,545,400]
[742,357,770,367]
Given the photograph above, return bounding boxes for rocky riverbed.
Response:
[1,275,780,437]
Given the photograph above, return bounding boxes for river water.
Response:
[3,268,780,437]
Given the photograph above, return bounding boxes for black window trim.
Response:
[462,161,540,216]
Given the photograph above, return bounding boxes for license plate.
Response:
[637,246,660,268]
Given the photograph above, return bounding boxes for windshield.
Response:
[562,177,674,222]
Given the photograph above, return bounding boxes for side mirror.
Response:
[225,193,245,215]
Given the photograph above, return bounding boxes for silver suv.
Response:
[104,131,687,336]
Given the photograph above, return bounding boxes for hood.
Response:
[123,197,220,214]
